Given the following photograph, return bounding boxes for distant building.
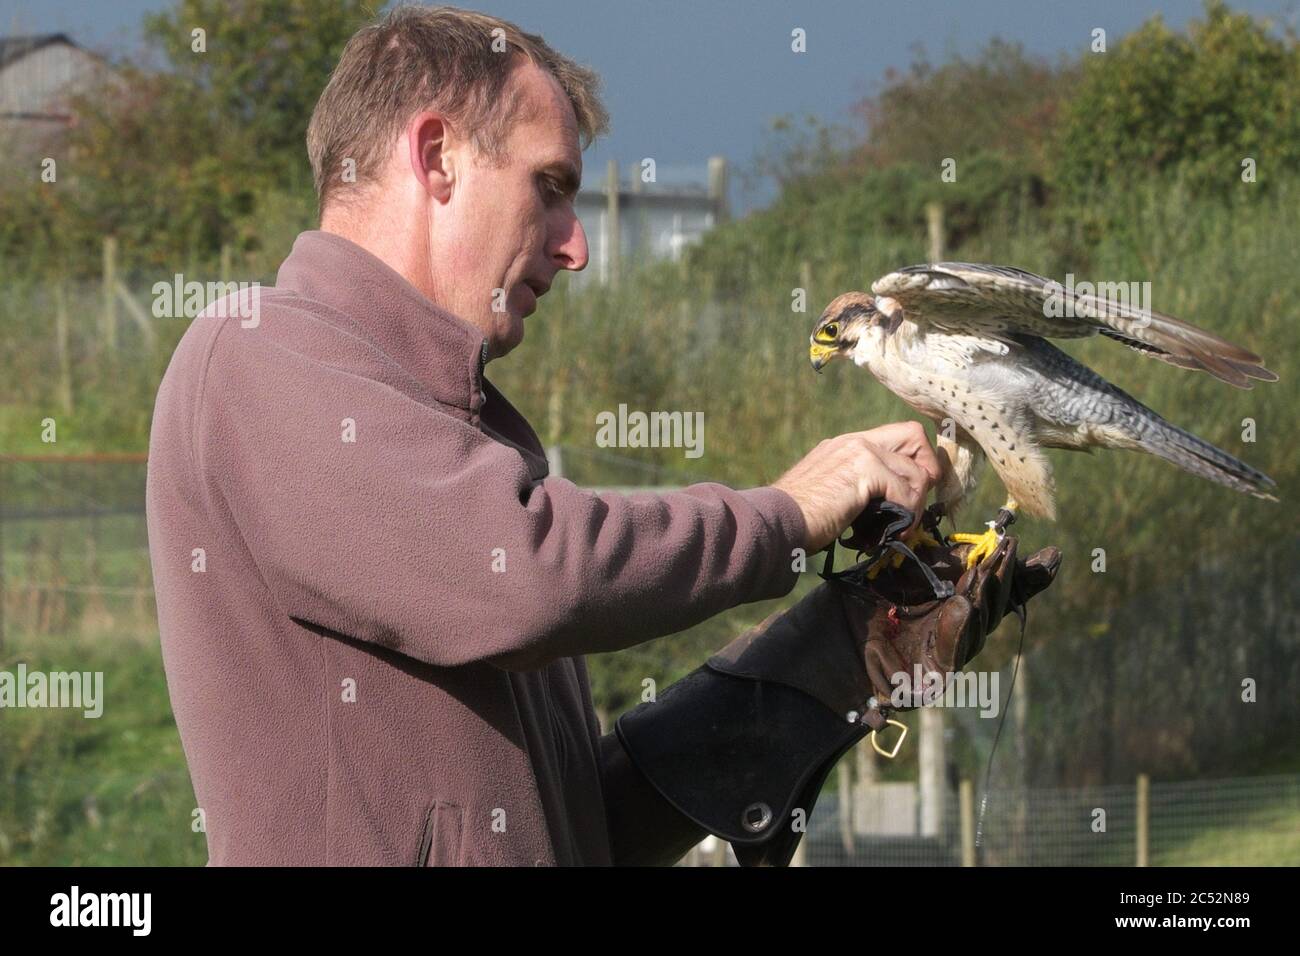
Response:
[571,156,729,288]
[0,33,107,155]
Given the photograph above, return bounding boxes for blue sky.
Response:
[4,0,1297,211]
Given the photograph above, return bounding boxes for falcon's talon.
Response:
[865,526,941,578]
[950,526,1004,569]
[864,548,904,579]
[907,527,943,550]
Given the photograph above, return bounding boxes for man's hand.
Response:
[772,422,942,553]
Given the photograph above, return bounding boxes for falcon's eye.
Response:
[818,323,839,341]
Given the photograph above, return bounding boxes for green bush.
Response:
[1051,1,1300,199]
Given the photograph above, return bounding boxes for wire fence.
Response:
[681,771,1300,866]
[0,455,154,647]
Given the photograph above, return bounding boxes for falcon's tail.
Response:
[1137,417,1279,501]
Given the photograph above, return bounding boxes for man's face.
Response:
[434,61,589,360]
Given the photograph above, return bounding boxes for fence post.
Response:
[55,283,73,414]
[605,159,620,289]
[960,779,976,866]
[1136,773,1150,866]
[545,445,564,480]
[102,236,118,349]
[837,758,854,859]
[708,155,730,224]
[547,383,565,449]
[926,202,945,263]
[919,708,945,837]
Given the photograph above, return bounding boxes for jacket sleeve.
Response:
[193,327,807,671]
[610,582,874,867]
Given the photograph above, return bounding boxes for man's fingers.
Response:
[880,471,926,527]
[868,446,932,526]
[909,441,943,485]
[859,421,942,484]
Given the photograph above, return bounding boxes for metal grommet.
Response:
[741,802,773,833]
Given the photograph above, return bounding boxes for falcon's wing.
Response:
[872,262,1277,389]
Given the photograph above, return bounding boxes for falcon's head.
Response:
[809,292,903,371]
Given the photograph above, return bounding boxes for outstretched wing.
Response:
[873,262,1277,389]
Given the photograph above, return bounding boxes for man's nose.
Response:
[551,209,589,272]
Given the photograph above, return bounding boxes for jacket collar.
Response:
[276,230,490,420]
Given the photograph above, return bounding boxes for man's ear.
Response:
[407,111,455,204]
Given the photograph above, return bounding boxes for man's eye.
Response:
[539,177,565,201]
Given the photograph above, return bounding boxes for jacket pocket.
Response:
[417,800,464,867]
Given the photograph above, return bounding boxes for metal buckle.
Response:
[869,718,908,759]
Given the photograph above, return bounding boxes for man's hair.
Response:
[307,4,609,213]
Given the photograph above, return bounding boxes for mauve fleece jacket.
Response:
[145,230,808,865]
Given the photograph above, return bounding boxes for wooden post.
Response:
[959,779,976,866]
[605,159,620,289]
[919,707,945,837]
[1136,773,1150,867]
[708,155,730,224]
[101,236,118,349]
[115,282,157,347]
[837,759,854,858]
[546,385,564,448]
[55,283,73,414]
[545,445,564,480]
[926,202,945,263]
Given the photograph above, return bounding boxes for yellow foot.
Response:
[950,525,1003,569]
[865,526,944,579]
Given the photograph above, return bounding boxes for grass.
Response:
[1156,802,1300,866]
[0,630,204,866]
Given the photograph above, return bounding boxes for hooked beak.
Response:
[810,342,838,372]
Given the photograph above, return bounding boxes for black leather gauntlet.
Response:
[616,584,871,867]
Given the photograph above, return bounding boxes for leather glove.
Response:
[620,502,1061,867]
[827,532,1061,740]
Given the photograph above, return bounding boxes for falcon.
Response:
[809,262,1278,567]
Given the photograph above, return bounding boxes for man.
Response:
[146,5,1055,866]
